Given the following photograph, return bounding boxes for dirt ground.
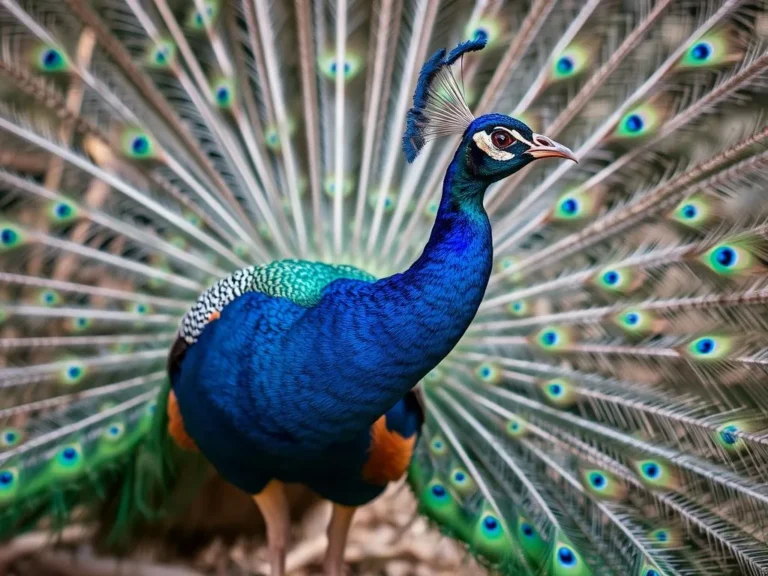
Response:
[0,483,484,576]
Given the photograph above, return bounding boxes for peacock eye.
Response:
[557,545,577,567]
[491,130,513,149]
[431,483,447,498]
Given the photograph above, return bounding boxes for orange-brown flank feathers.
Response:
[167,389,199,451]
[362,416,417,485]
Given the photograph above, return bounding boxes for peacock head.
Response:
[460,113,575,182]
[403,34,575,184]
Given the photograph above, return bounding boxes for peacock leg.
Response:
[323,504,357,576]
[252,480,290,576]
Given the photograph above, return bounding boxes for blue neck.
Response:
[293,153,493,436]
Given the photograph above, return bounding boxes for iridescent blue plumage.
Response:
[173,135,496,494]
[306,391,424,507]
[158,30,579,570]
[172,93,573,484]
[167,81,574,572]
[0,15,582,574]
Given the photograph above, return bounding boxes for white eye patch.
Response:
[509,129,534,147]
[472,131,515,161]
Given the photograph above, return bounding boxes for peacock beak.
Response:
[528,134,577,162]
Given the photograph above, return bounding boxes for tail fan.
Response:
[1,1,768,574]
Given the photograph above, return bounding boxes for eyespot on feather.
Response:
[632,458,680,490]
[323,175,354,198]
[682,335,734,362]
[32,45,70,73]
[699,241,763,277]
[368,189,397,213]
[429,435,448,457]
[59,361,86,385]
[470,504,514,565]
[531,326,574,352]
[211,77,236,109]
[613,308,659,336]
[186,0,219,30]
[48,199,79,224]
[516,515,547,566]
[715,420,754,452]
[263,117,297,152]
[0,467,20,503]
[550,535,591,575]
[550,189,602,223]
[648,527,682,548]
[39,289,61,306]
[318,50,363,81]
[102,422,126,443]
[419,479,467,539]
[614,102,664,139]
[449,467,476,496]
[475,362,501,384]
[69,316,92,333]
[145,39,176,68]
[678,29,741,69]
[120,129,159,160]
[591,266,644,295]
[50,443,85,479]
[495,256,523,284]
[464,18,501,48]
[0,224,25,252]
[551,42,593,81]
[580,468,627,501]
[538,378,578,408]
[667,194,717,229]
[638,562,666,576]
[506,298,530,317]
[505,415,528,438]
[0,428,23,448]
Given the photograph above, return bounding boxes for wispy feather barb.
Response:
[402,32,486,162]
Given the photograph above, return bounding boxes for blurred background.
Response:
[0,480,483,575]
[2,0,768,573]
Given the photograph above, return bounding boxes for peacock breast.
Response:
[171,291,316,491]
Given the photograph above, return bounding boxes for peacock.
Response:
[1,1,768,575]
